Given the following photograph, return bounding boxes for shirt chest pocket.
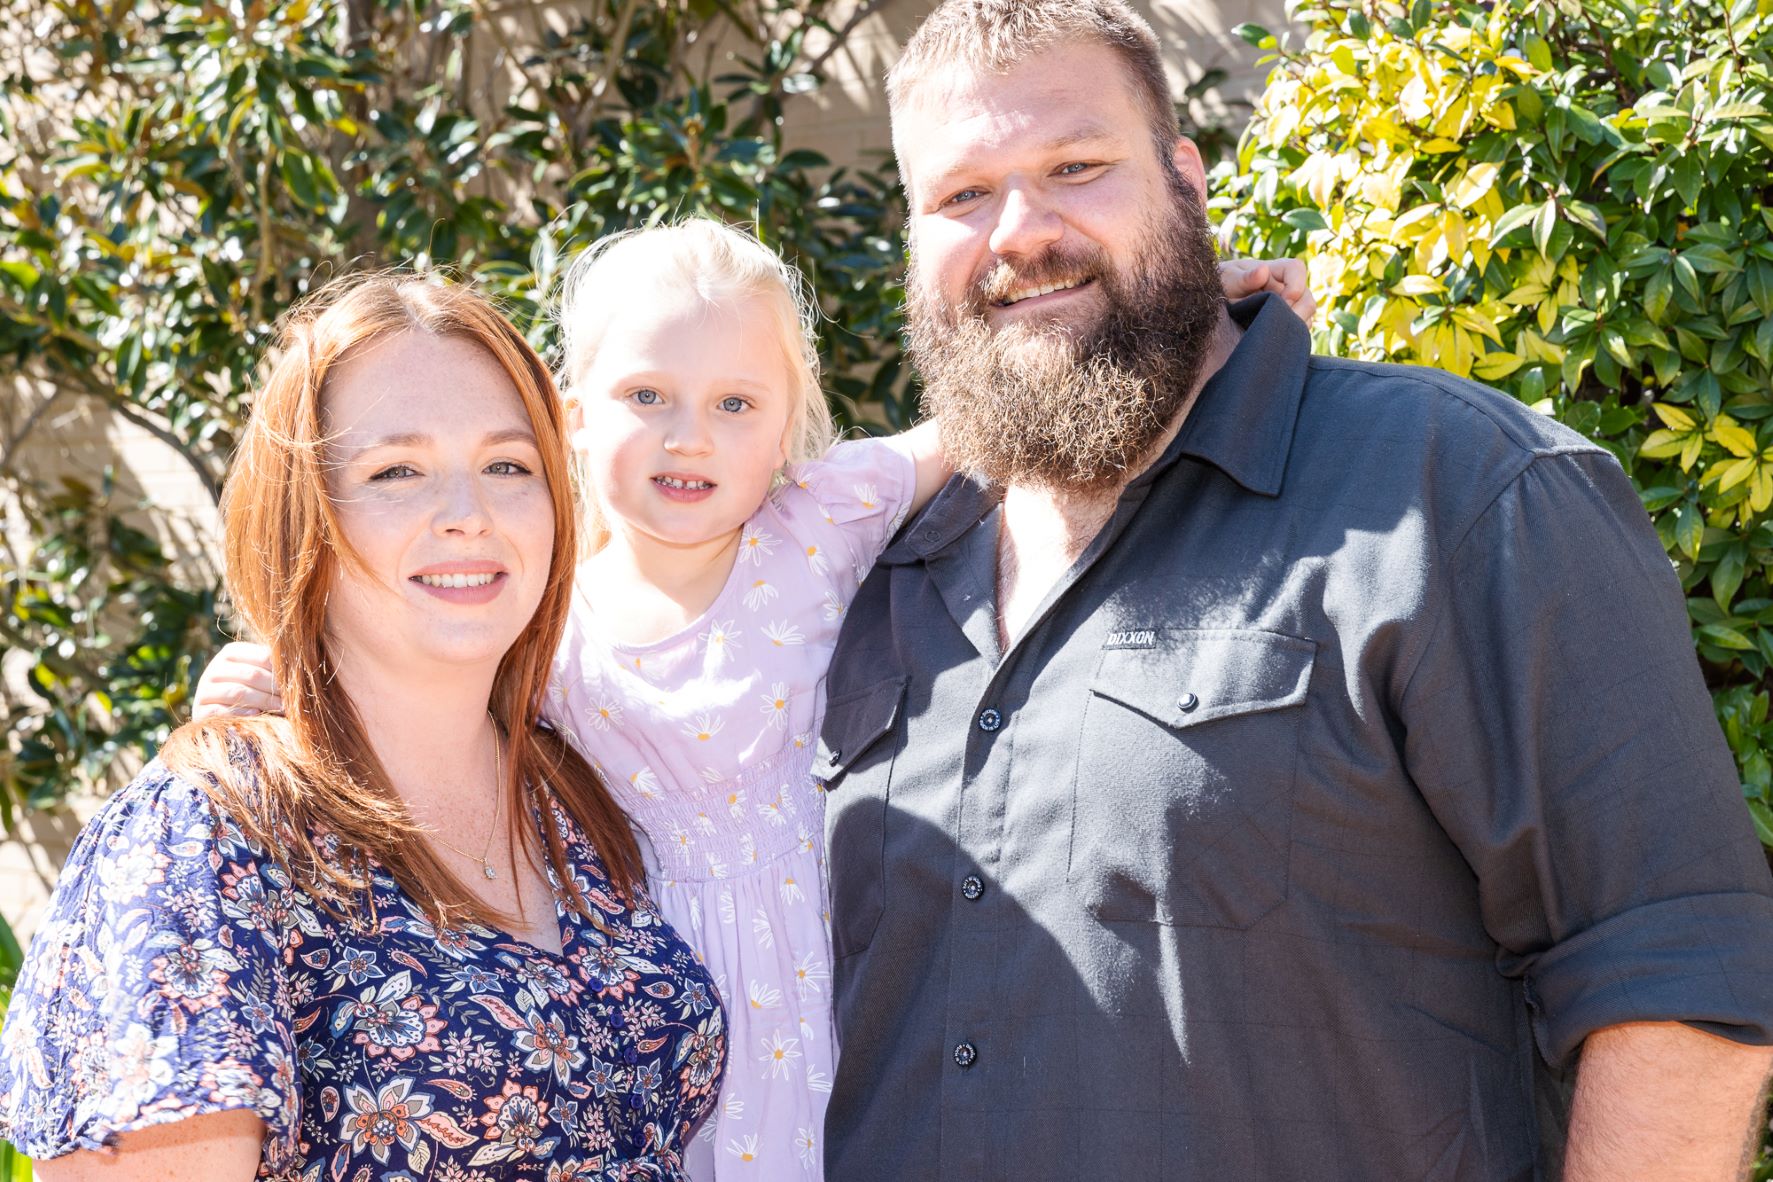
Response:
[814,675,907,959]
[1069,628,1315,929]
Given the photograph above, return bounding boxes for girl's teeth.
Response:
[416,573,497,588]
[657,477,713,490]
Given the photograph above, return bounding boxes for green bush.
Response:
[1217,0,1773,848]
[0,0,911,820]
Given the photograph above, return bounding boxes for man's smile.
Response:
[993,276,1096,308]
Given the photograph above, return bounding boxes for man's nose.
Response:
[988,185,1063,259]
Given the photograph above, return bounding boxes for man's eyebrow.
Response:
[922,124,1126,193]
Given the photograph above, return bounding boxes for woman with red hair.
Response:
[0,275,725,1180]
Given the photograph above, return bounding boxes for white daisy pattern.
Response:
[760,682,791,730]
[544,436,918,1180]
[760,1031,802,1080]
[763,620,805,647]
[739,525,778,566]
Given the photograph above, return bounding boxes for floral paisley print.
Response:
[0,760,726,1180]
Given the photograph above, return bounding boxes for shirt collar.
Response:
[884,291,1311,563]
[1145,291,1311,498]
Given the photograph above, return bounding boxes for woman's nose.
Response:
[434,471,494,535]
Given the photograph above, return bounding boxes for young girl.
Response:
[196,224,1312,1178]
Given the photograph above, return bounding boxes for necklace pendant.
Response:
[483,863,498,880]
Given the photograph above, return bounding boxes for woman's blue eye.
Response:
[369,464,417,481]
[487,460,531,476]
[633,388,662,405]
[719,396,748,413]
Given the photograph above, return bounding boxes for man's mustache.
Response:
[968,247,1112,313]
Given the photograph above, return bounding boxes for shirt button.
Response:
[978,708,1003,732]
[623,1047,639,1064]
[953,1041,978,1069]
[961,875,984,901]
[1178,692,1199,713]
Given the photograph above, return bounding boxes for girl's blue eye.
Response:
[487,460,531,476]
[719,396,748,413]
[633,388,661,405]
[370,463,417,481]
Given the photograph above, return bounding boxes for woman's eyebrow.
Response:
[344,427,539,456]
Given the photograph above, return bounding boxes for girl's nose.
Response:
[664,408,715,457]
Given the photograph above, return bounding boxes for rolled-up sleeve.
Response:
[1400,448,1773,1067]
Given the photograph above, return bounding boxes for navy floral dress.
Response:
[0,761,726,1180]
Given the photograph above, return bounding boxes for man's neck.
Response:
[994,307,1241,651]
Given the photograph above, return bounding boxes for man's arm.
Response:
[1565,1021,1773,1182]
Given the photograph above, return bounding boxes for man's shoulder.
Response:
[1301,353,1607,468]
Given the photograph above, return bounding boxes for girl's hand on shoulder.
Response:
[1218,258,1316,325]
[192,641,284,721]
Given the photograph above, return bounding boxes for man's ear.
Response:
[1170,136,1209,200]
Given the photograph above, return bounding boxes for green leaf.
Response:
[1746,799,1773,847]
[1532,200,1558,256]
[1715,542,1749,611]
[1491,201,1540,243]
[1283,207,1332,232]
[1700,623,1756,650]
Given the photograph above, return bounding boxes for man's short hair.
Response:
[886,0,1180,185]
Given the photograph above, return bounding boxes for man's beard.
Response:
[906,173,1225,493]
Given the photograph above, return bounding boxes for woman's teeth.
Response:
[415,573,498,588]
[656,476,714,490]
[1003,278,1087,305]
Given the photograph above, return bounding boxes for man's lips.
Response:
[990,276,1096,309]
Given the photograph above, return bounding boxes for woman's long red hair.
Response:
[162,273,641,927]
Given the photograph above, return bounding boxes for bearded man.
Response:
[813,2,1773,1178]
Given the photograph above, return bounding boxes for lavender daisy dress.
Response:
[547,436,916,1179]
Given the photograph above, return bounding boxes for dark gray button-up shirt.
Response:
[817,294,1773,1180]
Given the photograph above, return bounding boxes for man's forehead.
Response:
[894,46,1146,182]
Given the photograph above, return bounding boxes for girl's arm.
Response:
[34,1110,264,1182]
[897,257,1314,516]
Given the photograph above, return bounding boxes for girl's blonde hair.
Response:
[556,219,837,548]
[162,273,645,929]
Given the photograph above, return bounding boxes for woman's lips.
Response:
[409,570,508,604]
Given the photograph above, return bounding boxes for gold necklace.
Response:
[427,717,505,881]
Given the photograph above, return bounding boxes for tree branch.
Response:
[0,387,63,477]
[801,0,890,79]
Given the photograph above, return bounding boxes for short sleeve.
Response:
[0,763,299,1159]
[1400,450,1773,1066]
[782,434,919,573]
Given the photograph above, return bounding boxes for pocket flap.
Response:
[1090,629,1315,729]
[813,676,908,786]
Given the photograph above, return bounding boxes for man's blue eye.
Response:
[633,388,661,405]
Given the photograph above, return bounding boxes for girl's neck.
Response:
[587,527,742,646]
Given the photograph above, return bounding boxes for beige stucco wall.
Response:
[775,0,1291,172]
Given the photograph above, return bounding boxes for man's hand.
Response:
[1219,257,1316,325]
[192,640,284,720]
[1565,1021,1773,1181]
